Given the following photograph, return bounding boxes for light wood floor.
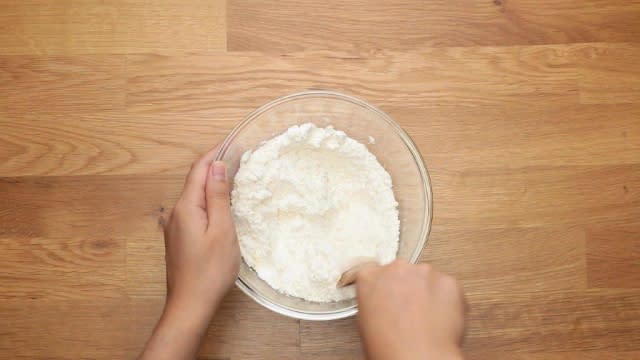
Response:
[1,1,639,359]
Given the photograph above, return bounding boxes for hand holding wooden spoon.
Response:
[347,259,466,360]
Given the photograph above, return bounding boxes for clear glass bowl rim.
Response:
[215,89,433,320]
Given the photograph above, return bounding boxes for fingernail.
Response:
[212,161,226,181]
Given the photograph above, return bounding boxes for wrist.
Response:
[166,283,225,319]
[139,296,216,360]
[363,335,463,360]
[425,345,464,360]
[162,293,218,336]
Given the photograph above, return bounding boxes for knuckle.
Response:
[418,263,433,274]
[210,183,231,199]
[190,155,209,171]
[390,258,408,269]
[414,264,434,282]
[442,274,462,293]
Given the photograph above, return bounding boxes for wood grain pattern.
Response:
[1,0,640,359]
[0,0,226,55]
[124,45,580,113]
[0,236,125,301]
[423,227,588,293]
[577,44,640,104]
[300,318,362,357]
[465,289,640,352]
[2,44,637,177]
[432,164,640,229]
[0,176,177,238]
[0,55,125,114]
[587,225,640,288]
[228,0,640,51]
[3,102,639,176]
[0,112,237,176]
[0,298,136,359]
[468,352,640,360]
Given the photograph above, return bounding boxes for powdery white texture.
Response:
[231,123,399,302]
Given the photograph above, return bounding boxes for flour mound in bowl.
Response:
[231,123,400,302]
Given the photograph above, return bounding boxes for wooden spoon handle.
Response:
[337,261,378,288]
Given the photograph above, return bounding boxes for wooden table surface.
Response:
[1,1,639,359]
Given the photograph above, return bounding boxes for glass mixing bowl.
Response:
[215,90,432,320]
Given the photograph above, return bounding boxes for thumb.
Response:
[206,161,232,226]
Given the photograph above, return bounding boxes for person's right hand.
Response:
[355,260,465,360]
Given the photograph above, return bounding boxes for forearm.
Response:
[364,343,464,360]
[138,299,215,360]
[364,344,464,360]
[361,328,464,360]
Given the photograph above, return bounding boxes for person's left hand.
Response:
[140,146,240,360]
[163,146,240,317]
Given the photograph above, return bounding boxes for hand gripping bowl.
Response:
[215,90,432,320]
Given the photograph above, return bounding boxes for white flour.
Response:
[231,123,399,302]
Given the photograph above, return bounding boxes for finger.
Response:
[205,161,233,229]
[181,146,220,209]
[338,261,380,288]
